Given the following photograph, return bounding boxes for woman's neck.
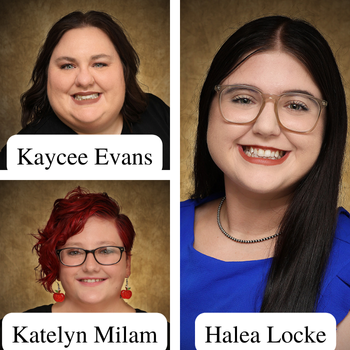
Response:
[193,179,291,262]
[222,180,291,241]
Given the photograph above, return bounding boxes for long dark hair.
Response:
[192,16,347,311]
[21,11,147,128]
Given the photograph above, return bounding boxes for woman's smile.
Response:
[239,145,289,165]
[71,91,102,105]
[77,277,108,286]
[73,92,100,101]
[78,278,106,282]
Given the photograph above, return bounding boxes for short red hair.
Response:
[33,187,136,292]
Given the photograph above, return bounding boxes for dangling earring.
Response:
[121,278,132,299]
[53,282,65,302]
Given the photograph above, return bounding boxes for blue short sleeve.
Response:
[317,208,350,324]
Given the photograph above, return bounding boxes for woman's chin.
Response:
[77,293,109,305]
[56,111,104,132]
[70,115,105,132]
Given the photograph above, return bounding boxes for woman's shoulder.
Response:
[145,93,169,114]
[181,193,224,210]
[19,114,76,135]
[317,207,350,324]
[181,194,224,244]
[23,304,53,313]
[335,207,350,244]
[129,93,169,169]
[137,93,169,129]
[0,114,75,170]
[135,308,147,313]
[181,198,197,209]
[327,207,350,277]
[0,144,7,170]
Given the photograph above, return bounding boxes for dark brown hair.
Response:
[21,11,147,129]
[192,16,347,312]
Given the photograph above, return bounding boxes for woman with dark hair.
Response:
[0,11,170,169]
[181,16,350,349]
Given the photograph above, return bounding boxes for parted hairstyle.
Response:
[21,11,147,129]
[192,16,347,312]
[33,187,136,293]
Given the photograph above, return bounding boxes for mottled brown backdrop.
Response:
[0,181,170,320]
[0,0,169,148]
[181,0,350,207]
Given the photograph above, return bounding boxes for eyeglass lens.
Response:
[219,86,320,132]
[59,246,123,266]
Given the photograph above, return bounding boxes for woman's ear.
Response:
[125,254,131,278]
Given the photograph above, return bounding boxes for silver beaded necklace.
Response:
[217,196,281,244]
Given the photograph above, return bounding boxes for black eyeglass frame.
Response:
[214,84,328,134]
[56,246,125,267]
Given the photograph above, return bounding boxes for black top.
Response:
[0,93,170,170]
[0,304,170,349]
[23,304,146,313]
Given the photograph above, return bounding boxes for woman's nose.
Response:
[252,99,281,137]
[75,67,94,88]
[82,252,100,271]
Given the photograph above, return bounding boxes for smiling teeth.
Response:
[81,279,104,283]
[74,93,99,101]
[243,146,285,160]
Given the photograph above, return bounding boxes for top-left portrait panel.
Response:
[0,0,170,171]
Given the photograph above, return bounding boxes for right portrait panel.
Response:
[180,1,350,349]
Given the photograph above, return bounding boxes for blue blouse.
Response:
[180,195,350,349]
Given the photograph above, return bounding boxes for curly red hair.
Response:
[33,187,135,292]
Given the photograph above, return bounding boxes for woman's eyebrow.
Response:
[54,56,77,63]
[225,84,315,97]
[54,54,113,64]
[61,241,82,247]
[63,241,117,247]
[95,241,118,245]
[90,54,113,60]
[282,89,315,96]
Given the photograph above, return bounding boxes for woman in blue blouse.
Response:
[181,16,350,349]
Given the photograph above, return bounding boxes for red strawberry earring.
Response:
[121,278,132,299]
[53,282,65,302]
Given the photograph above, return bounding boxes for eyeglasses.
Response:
[56,246,125,267]
[214,84,327,133]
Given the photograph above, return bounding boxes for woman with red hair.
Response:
[31,186,138,313]
[0,186,170,350]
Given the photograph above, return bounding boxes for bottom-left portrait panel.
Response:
[0,180,170,349]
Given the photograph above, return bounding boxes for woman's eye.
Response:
[94,63,107,68]
[100,249,112,254]
[287,101,308,111]
[67,249,82,256]
[99,247,117,255]
[60,64,74,70]
[232,96,254,104]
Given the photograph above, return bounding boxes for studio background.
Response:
[180,0,350,206]
[0,180,170,321]
[0,0,169,148]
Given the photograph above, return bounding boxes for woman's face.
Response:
[47,26,125,134]
[207,51,325,198]
[58,216,130,308]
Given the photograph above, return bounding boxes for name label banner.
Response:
[195,313,336,349]
[7,135,162,173]
[2,312,167,349]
